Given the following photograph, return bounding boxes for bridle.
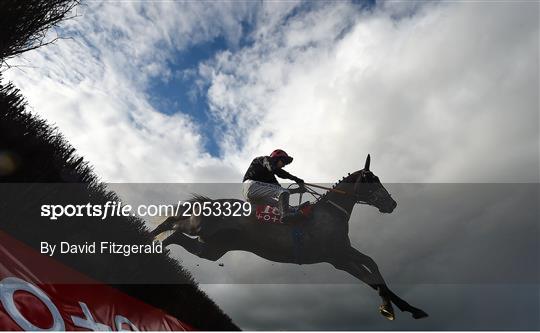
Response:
[290,176,386,218]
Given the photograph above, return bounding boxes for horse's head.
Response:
[353,154,397,214]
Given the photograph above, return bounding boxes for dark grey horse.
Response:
[151,155,428,321]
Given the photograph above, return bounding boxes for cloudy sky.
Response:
[5,0,539,330]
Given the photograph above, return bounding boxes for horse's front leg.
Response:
[347,247,428,320]
[329,251,395,320]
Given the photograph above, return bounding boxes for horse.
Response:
[151,155,428,321]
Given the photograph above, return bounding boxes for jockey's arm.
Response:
[274,168,304,185]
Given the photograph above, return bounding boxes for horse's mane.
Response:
[315,171,361,203]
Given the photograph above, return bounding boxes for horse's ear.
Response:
[364,154,371,171]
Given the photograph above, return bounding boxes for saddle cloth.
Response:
[255,202,313,224]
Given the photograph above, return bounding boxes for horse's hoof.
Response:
[412,309,429,319]
[379,304,395,321]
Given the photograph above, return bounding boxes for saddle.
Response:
[255,202,313,224]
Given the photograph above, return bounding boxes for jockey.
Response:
[242,149,306,220]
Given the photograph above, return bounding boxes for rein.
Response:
[304,183,349,195]
[288,183,370,219]
[303,182,369,205]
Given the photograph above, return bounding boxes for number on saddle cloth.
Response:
[255,205,282,224]
[255,202,313,224]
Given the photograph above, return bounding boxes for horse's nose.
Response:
[382,200,397,213]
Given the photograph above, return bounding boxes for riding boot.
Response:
[279,192,302,222]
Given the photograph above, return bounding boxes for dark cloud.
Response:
[204,284,539,330]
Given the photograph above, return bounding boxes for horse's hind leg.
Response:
[162,231,223,261]
[151,215,181,237]
[162,231,203,254]
[152,213,201,238]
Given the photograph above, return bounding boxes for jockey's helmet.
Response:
[270,149,293,165]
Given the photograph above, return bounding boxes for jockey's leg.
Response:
[243,180,301,220]
[278,191,302,221]
[243,180,285,205]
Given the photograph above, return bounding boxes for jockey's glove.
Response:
[292,177,304,185]
[294,178,307,193]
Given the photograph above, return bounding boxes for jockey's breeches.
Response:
[242,180,288,205]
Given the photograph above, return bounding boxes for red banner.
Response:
[0,231,193,331]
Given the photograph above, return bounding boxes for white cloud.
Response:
[7,1,537,183]
[5,1,259,182]
[202,1,539,183]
